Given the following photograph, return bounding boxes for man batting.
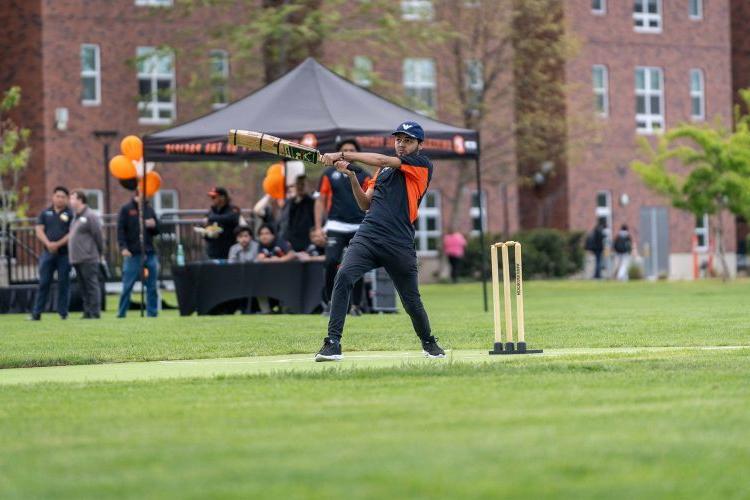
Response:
[315,121,446,361]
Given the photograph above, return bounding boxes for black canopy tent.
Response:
[142,58,489,311]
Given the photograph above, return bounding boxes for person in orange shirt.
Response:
[314,121,445,361]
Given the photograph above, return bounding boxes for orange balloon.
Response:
[263,163,285,199]
[109,155,137,180]
[138,171,162,198]
[121,135,143,162]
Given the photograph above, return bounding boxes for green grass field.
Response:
[1,280,749,498]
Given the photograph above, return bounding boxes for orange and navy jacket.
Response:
[355,153,433,247]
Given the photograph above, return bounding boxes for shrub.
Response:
[461,229,584,280]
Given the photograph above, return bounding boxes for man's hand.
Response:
[122,249,132,258]
[46,241,59,253]
[145,218,156,228]
[334,160,353,175]
[322,152,342,166]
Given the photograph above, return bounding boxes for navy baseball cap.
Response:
[392,121,425,142]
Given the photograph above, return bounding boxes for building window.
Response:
[401,0,434,21]
[593,65,609,117]
[466,59,483,109]
[415,190,441,255]
[595,190,612,242]
[154,189,179,219]
[210,50,229,109]
[635,67,664,134]
[695,214,709,250]
[137,47,175,125]
[83,189,104,214]
[352,56,373,87]
[689,0,702,19]
[690,69,705,121]
[404,58,436,115]
[135,0,172,6]
[592,0,606,14]
[470,190,487,236]
[80,44,101,106]
[633,0,661,32]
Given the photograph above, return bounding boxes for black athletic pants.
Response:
[327,236,431,341]
[324,230,363,307]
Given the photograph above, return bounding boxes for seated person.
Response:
[228,225,259,263]
[297,227,326,263]
[255,224,296,262]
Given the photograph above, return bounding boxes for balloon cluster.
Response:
[108,136,162,197]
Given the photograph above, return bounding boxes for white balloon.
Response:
[133,159,156,178]
[284,160,305,186]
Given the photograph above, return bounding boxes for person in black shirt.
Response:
[117,194,160,317]
[314,139,371,314]
[314,121,445,361]
[279,175,315,252]
[31,186,73,320]
[204,186,240,259]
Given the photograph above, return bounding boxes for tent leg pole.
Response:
[475,157,488,313]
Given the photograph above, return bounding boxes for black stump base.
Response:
[488,341,543,355]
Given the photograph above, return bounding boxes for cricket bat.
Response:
[228,129,325,165]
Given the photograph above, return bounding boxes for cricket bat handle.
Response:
[228,129,325,165]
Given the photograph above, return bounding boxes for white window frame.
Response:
[403,58,437,115]
[83,189,104,215]
[470,190,487,237]
[633,0,662,33]
[154,189,179,217]
[352,56,373,87]
[466,59,484,108]
[695,214,709,251]
[689,0,703,20]
[592,0,606,15]
[593,65,609,117]
[690,69,705,121]
[401,0,434,21]
[595,190,613,243]
[635,67,664,135]
[415,190,441,256]
[137,46,176,125]
[80,44,101,106]
[135,0,173,6]
[210,50,229,109]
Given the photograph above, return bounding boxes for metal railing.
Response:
[3,209,256,284]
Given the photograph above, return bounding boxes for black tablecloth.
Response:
[172,261,325,315]
[0,282,106,314]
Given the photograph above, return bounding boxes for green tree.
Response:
[631,90,750,279]
[0,86,31,284]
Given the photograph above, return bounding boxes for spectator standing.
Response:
[117,193,160,318]
[314,139,371,314]
[585,220,607,279]
[443,230,467,283]
[68,190,103,319]
[204,187,240,259]
[613,224,633,281]
[279,174,315,251]
[228,226,259,263]
[30,186,73,320]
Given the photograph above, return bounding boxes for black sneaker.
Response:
[315,337,342,362]
[348,305,363,317]
[28,313,41,321]
[422,337,446,358]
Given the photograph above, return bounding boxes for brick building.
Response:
[562,0,738,278]
[0,0,744,279]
